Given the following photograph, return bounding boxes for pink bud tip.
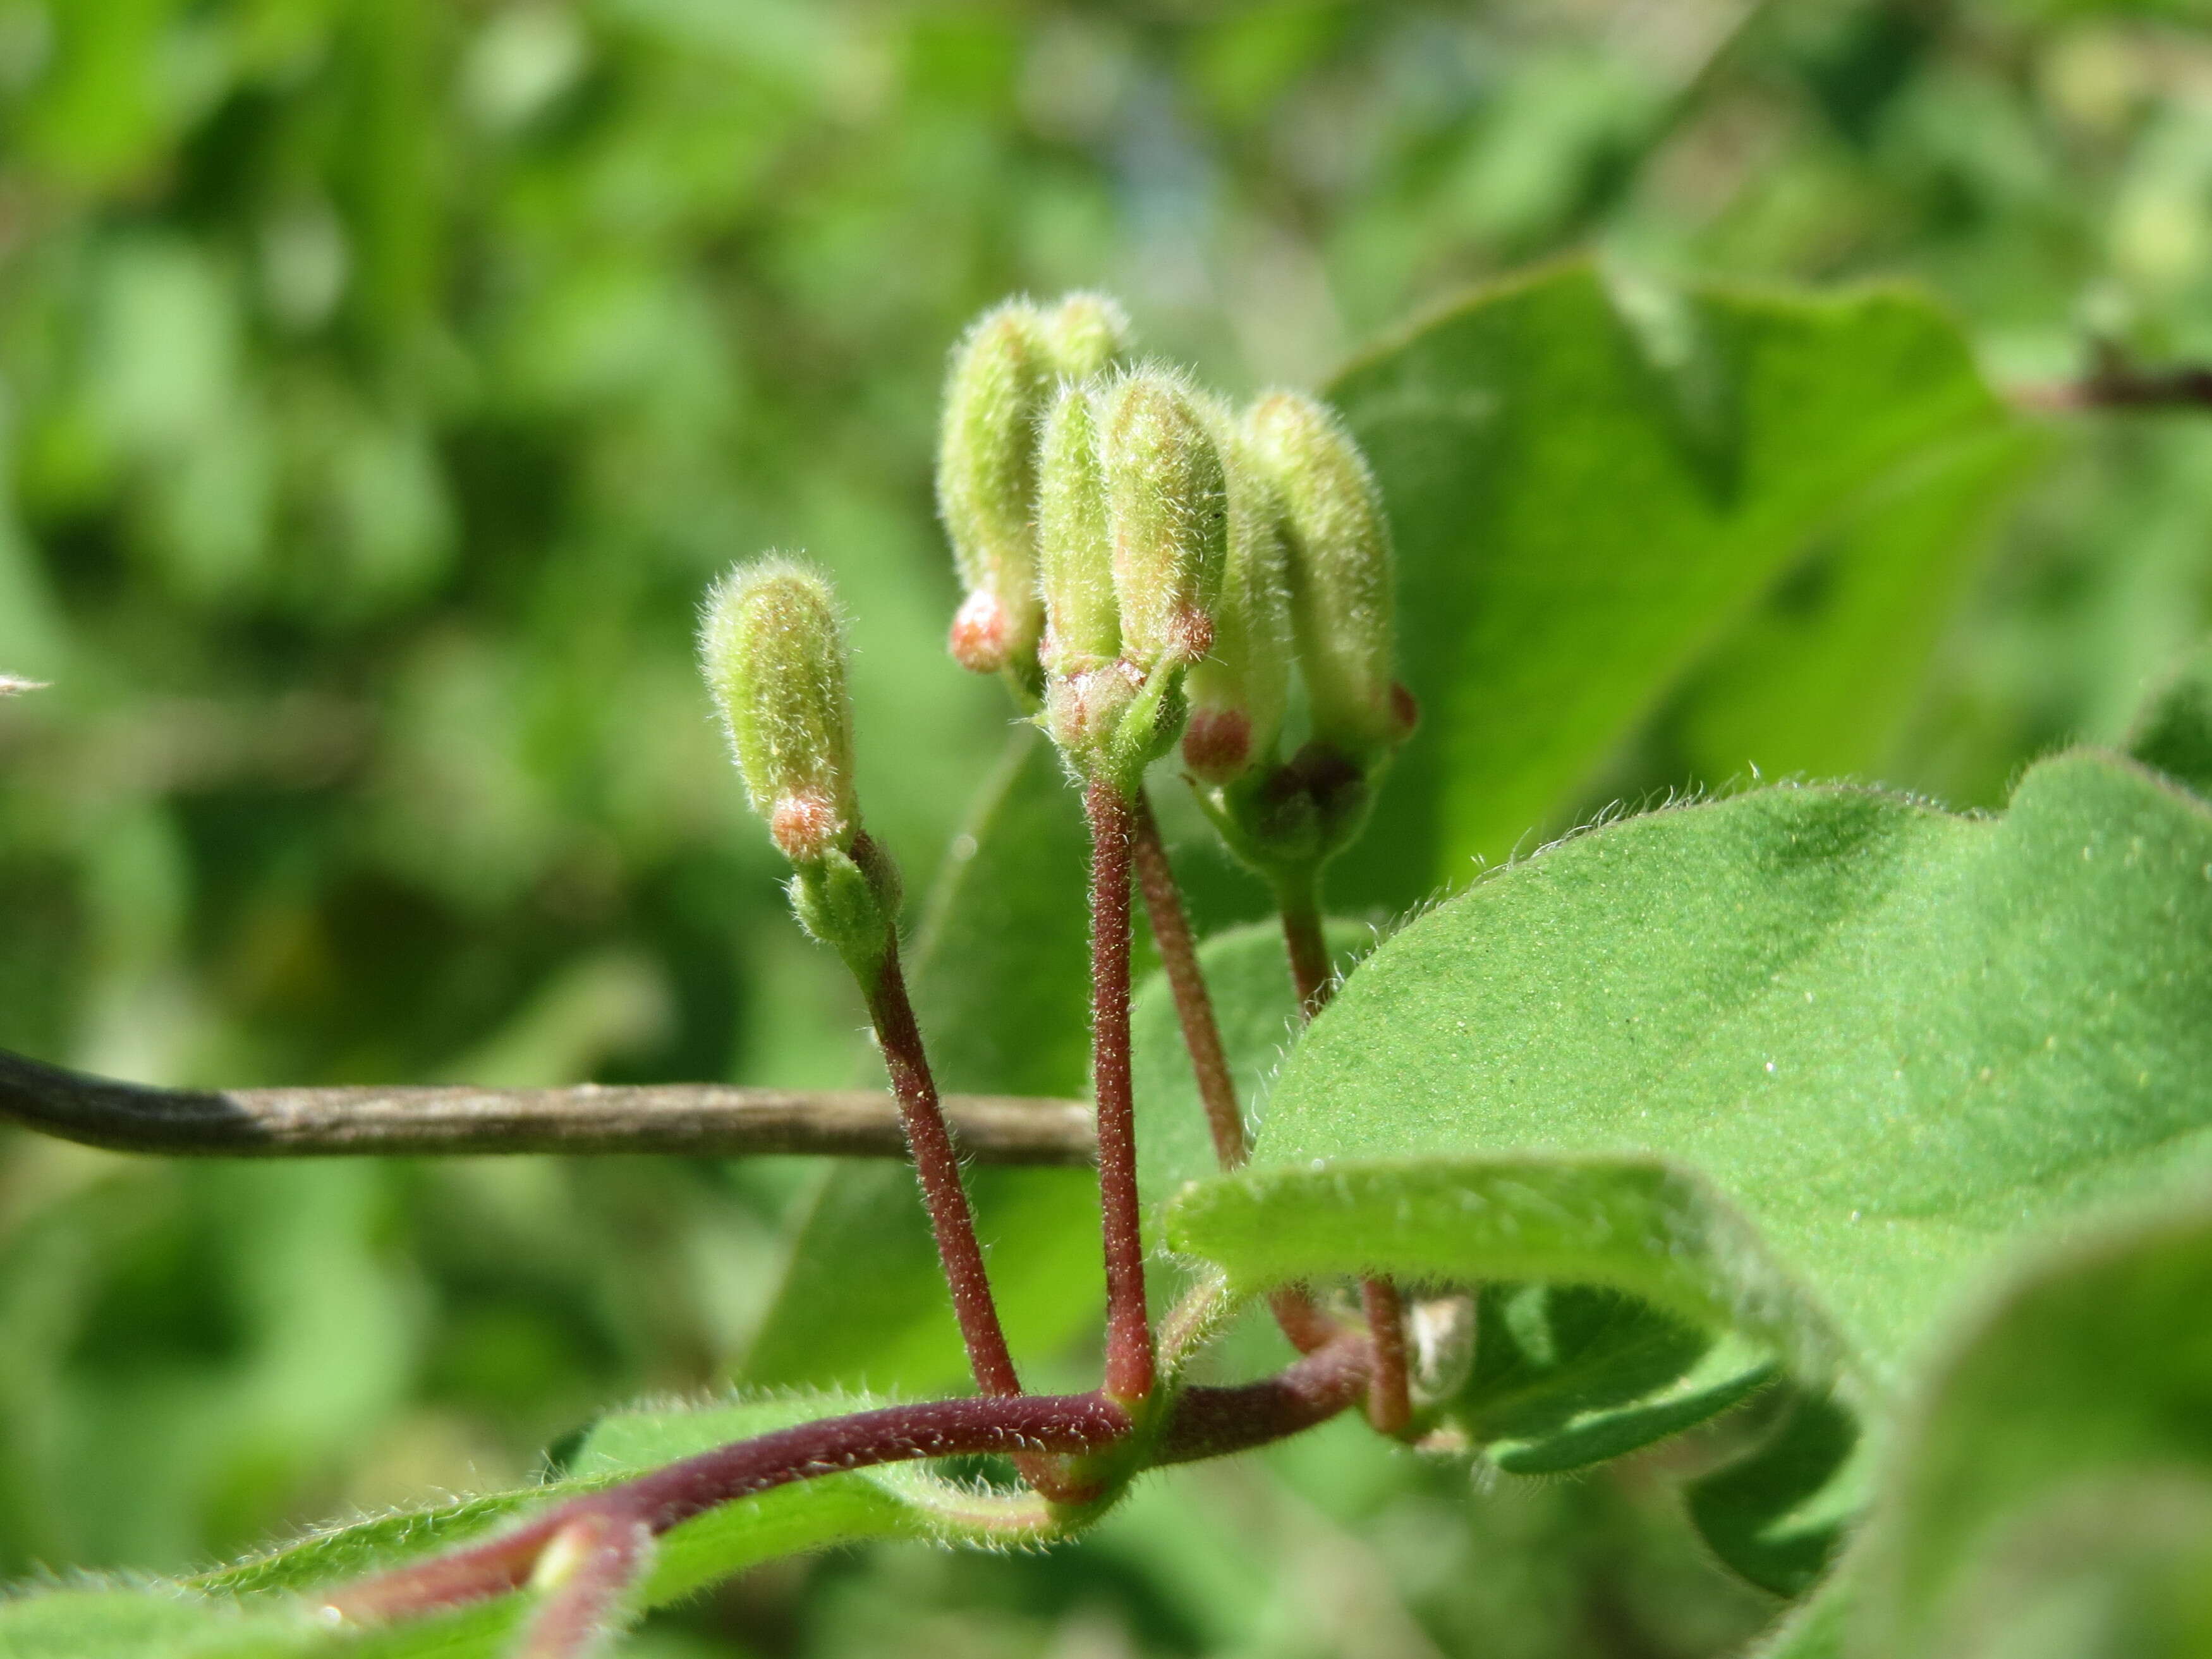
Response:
[1389,681,1420,742]
[770,791,846,862]
[1165,607,1214,665]
[949,591,1012,674]
[1181,707,1253,784]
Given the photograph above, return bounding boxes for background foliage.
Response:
[5,1,2212,1655]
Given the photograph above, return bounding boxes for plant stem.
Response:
[857,910,1023,1401]
[0,1045,1094,1164]
[1153,1334,1371,1465]
[513,1514,654,1659]
[1276,873,1335,1023]
[1358,1278,1413,1435]
[1085,776,1155,1405]
[1132,794,1340,1355]
[1130,791,1246,1168]
[1278,873,1412,1432]
[322,1393,1133,1628]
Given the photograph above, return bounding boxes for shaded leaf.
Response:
[1326,262,2019,912]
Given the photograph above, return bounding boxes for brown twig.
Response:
[1085,776,1155,1406]
[2012,363,2212,413]
[0,1047,1094,1165]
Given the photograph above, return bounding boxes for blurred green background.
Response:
[4,1,2212,1655]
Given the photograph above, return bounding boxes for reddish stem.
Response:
[1130,791,1246,1168]
[324,1392,1131,1627]
[1153,1334,1371,1465]
[513,1513,654,1659]
[1085,777,1154,1405]
[1280,891,1411,1432]
[1359,1279,1413,1436]
[860,921,1023,1401]
[1131,793,1339,1355]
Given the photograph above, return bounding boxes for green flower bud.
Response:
[1040,291,1131,380]
[1246,391,1415,758]
[1182,400,1292,786]
[1102,367,1227,674]
[1036,382,1119,681]
[699,558,860,866]
[937,301,1054,676]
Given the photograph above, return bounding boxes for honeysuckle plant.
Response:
[5,265,2212,1659]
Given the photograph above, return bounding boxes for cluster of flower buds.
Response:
[937,294,1416,873]
[937,293,1133,690]
[699,560,900,973]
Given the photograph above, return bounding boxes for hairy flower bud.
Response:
[1036,383,1119,681]
[1040,291,1131,380]
[1182,401,1292,786]
[1102,368,1227,674]
[1246,391,1412,757]
[699,559,860,865]
[937,302,1055,676]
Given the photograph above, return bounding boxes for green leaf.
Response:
[1169,749,2212,1581]
[1458,1285,1775,1476]
[1663,423,2039,787]
[1857,1196,2212,1658]
[743,729,1102,1393]
[1325,262,2020,913]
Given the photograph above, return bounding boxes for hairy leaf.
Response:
[1170,749,2212,1585]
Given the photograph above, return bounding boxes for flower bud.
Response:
[1036,382,1119,681]
[699,559,860,865]
[1245,391,1411,757]
[937,302,1054,675]
[1040,291,1131,380]
[1182,401,1292,786]
[1102,368,1227,674]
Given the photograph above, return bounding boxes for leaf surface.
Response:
[1169,749,2212,1582]
[1326,263,2019,911]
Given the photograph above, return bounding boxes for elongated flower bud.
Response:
[699,559,860,865]
[1182,401,1292,786]
[1041,291,1131,380]
[1102,368,1226,674]
[938,303,1054,676]
[1036,383,1120,680]
[1246,391,1413,757]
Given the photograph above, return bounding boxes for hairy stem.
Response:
[1132,794,1339,1355]
[1085,777,1154,1405]
[324,1393,1132,1627]
[513,1514,655,1659]
[1279,878,1411,1431]
[858,909,1023,1401]
[1153,1334,1372,1465]
[1130,791,1246,1167]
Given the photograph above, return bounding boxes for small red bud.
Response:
[770,791,847,863]
[1165,605,1214,665]
[1181,707,1253,784]
[949,590,1013,674]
